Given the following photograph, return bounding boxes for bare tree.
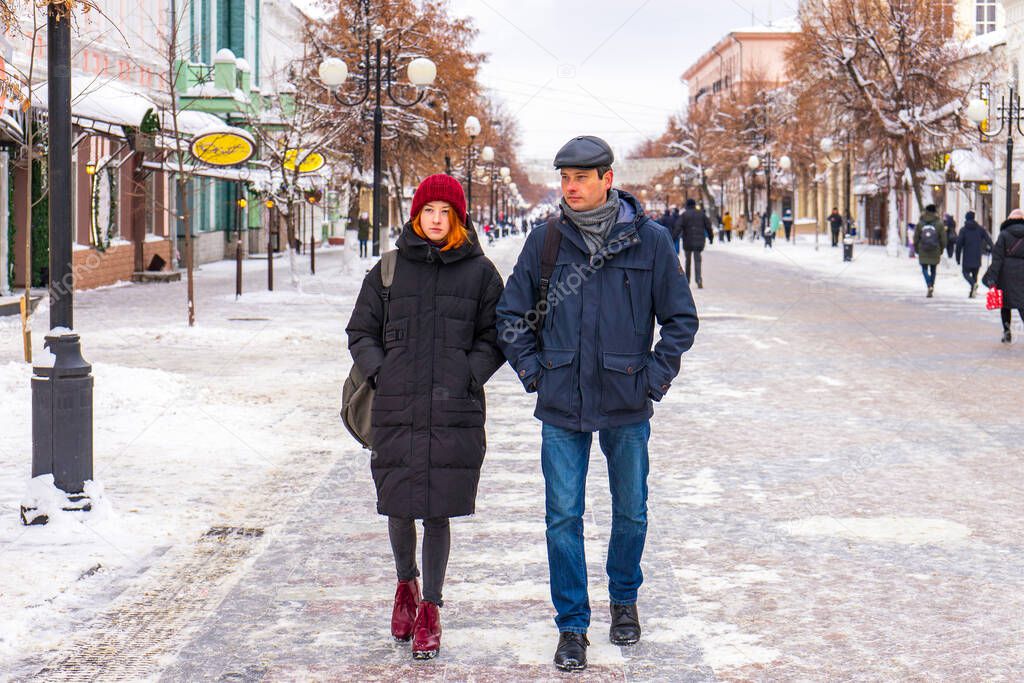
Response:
[790,0,989,211]
[241,36,354,290]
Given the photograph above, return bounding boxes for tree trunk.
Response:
[285,200,300,290]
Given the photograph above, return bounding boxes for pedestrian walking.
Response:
[676,198,714,288]
[753,211,763,241]
[765,210,780,249]
[659,208,673,233]
[737,213,747,240]
[944,213,958,259]
[982,210,1024,343]
[496,135,699,673]
[954,211,993,298]
[346,173,506,661]
[722,211,733,242]
[913,204,947,298]
[782,208,794,242]
[828,208,843,247]
[358,212,370,258]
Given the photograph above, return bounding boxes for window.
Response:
[976,0,998,35]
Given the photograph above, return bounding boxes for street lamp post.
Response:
[318,24,437,257]
[821,135,853,234]
[463,116,482,224]
[24,4,95,525]
[748,152,791,229]
[441,106,457,176]
[967,86,1021,217]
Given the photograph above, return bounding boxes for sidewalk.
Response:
[3,235,1022,680]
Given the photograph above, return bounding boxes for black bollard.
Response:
[23,333,94,524]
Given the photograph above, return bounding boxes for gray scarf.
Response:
[560,190,620,255]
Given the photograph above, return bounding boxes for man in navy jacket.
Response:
[496,135,699,672]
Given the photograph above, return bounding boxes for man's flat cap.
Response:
[553,135,614,169]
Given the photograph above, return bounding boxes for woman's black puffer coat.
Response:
[985,218,1024,309]
[346,223,505,519]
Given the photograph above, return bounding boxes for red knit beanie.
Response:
[411,174,467,224]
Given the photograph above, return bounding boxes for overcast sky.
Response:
[446,0,795,162]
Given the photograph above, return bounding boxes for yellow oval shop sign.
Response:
[190,129,255,166]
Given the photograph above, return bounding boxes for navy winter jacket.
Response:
[496,191,699,432]
[954,221,993,270]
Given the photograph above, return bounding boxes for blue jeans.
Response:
[673,237,680,254]
[541,421,651,633]
[921,263,937,287]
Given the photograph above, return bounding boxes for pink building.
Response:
[681,19,799,105]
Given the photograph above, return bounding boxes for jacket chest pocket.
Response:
[442,318,475,397]
[610,262,653,335]
[601,351,649,414]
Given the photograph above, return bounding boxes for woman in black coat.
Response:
[346,174,505,659]
[983,213,1024,343]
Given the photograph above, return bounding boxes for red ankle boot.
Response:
[391,579,421,641]
[412,601,441,660]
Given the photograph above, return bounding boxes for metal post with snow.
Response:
[22,4,95,525]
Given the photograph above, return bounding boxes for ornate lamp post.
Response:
[748,152,792,223]
[318,24,437,257]
[821,135,852,234]
[462,115,482,225]
[967,87,1020,217]
[479,145,495,225]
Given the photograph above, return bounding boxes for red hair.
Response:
[412,206,470,252]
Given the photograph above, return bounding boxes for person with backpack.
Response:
[983,210,1024,343]
[496,135,699,672]
[345,173,506,661]
[914,204,947,298]
[954,211,993,298]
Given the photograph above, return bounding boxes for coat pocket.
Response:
[537,348,578,415]
[600,351,650,414]
[444,318,475,351]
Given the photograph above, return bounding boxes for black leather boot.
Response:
[609,603,641,645]
[554,632,589,671]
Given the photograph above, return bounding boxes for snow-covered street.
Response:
[1,235,1022,680]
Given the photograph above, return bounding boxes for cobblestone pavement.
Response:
[17,240,1024,681]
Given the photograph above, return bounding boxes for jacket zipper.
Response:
[425,253,439,514]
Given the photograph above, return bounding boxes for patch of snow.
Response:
[780,516,972,544]
[644,616,780,670]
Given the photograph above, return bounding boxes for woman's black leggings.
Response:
[1001,307,1024,332]
[388,517,450,605]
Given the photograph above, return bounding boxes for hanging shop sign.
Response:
[190,128,255,167]
[283,148,326,174]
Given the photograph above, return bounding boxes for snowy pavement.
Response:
[1,233,1022,681]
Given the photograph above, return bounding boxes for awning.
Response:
[946,148,993,183]
[0,112,22,143]
[29,77,157,139]
[141,159,272,185]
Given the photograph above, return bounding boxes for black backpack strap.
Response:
[379,250,398,341]
[533,219,563,347]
